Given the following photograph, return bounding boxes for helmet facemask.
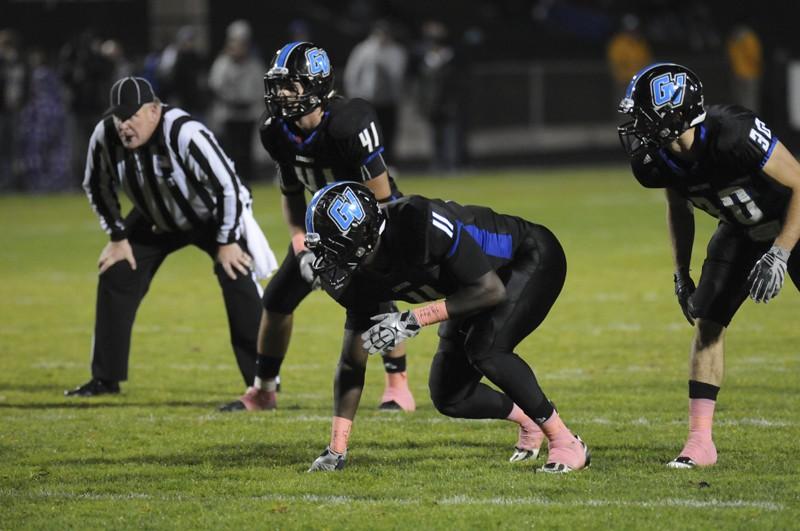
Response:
[264,74,325,120]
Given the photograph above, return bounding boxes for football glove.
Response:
[747,245,790,303]
[673,269,696,326]
[297,250,321,290]
[361,311,421,356]
[307,446,346,472]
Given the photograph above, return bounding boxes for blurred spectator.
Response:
[414,21,463,173]
[344,20,407,159]
[288,19,311,42]
[607,14,653,104]
[156,26,208,118]
[727,25,763,112]
[59,31,114,185]
[208,20,265,182]
[16,48,72,192]
[0,29,26,190]
[100,39,133,81]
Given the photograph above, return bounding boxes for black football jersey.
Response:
[631,104,790,241]
[259,97,393,194]
[327,196,531,329]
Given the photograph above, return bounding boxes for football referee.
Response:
[66,76,277,397]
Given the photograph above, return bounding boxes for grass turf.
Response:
[0,167,798,530]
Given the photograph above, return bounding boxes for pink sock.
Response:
[330,416,352,454]
[541,412,586,469]
[507,404,544,450]
[679,399,717,466]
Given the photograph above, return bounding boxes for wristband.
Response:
[411,301,449,326]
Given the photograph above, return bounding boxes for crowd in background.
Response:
[0,3,767,193]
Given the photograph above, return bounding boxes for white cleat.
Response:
[307,446,347,472]
[509,447,540,463]
[666,456,697,469]
[539,435,591,474]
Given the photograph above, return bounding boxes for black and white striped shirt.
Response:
[83,105,250,244]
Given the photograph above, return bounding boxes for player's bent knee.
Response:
[694,319,725,349]
[99,260,137,284]
[429,392,466,418]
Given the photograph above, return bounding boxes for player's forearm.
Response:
[666,194,695,271]
[281,194,307,240]
[773,189,800,252]
[413,271,506,328]
[364,172,392,202]
[332,331,368,420]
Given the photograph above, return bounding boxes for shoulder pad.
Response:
[328,98,377,139]
[631,151,666,188]
[258,109,276,132]
[710,104,756,153]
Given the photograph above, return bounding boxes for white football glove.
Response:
[297,250,321,290]
[307,446,346,472]
[361,311,421,356]
[747,245,790,303]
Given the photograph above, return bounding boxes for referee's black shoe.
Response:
[64,378,120,397]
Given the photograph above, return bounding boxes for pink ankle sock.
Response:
[506,404,543,450]
[541,412,586,469]
[330,416,352,454]
[680,399,717,465]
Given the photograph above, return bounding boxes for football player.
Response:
[618,63,800,468]
[303,182,590,473]
[221,42,416,412]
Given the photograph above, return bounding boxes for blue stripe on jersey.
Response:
[446,222,513,260]
[280,111,328,147]
[362,146,385,165]
[760,136,779,169]
[446,221,463,258]
[276,41,303,68]
[698,124,707,144]
[657,149,686,176]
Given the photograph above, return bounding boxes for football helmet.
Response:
[304,182,385,290]
[617,63,706,156]
[264,41,334,119]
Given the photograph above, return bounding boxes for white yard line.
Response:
[0,489,783,511]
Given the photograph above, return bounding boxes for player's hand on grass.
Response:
[98,239,137,273]
[361,311,421,355]
[307,446,346,472]
[297,250,321,290]
[673,269,696,326]
[748,245,790,303]
[217,243,253,280]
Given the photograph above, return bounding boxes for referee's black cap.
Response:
[105,76,156,120]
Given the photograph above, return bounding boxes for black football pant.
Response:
[90,212,262,385]
[428,223,567,423]
[691,222,800,327]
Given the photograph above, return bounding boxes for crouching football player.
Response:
[303,182,590,473]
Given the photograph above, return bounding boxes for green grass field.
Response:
[1,168,798,530]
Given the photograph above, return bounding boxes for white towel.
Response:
[241,207,278,280]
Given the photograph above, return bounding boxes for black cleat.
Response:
[378,400,403,410]
[64,378,120,397]
[218,400,247,412]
